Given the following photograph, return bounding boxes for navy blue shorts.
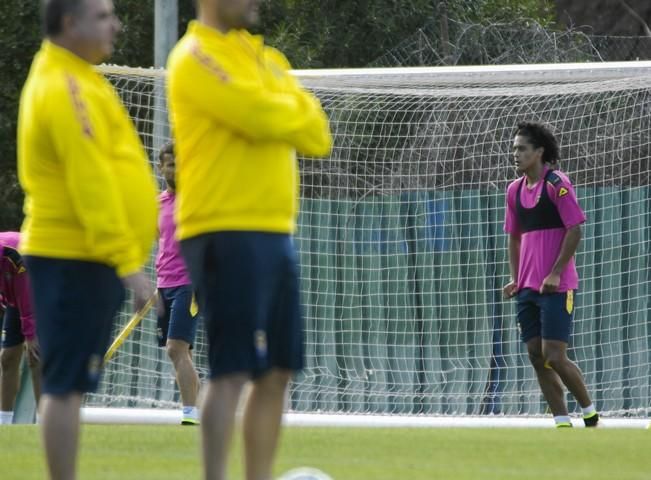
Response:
[1,306,23,348]
[516,288,576,343]
[24,257,125,395]
[181,232,304,379]
[157,285,199,348]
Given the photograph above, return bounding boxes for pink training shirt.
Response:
[156,191,192,288]
[0,231,36,340]
[504,166,586,293]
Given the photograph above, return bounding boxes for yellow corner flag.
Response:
[104,295,156,364]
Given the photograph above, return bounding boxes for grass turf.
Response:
[1,425,649,480]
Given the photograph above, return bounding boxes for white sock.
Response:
[554,415,571,425]
[0,411,14,425]
[182,406,198,420]
[581,404,597,417]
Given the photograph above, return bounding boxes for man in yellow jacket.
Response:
[17,1,157,478]
[167,0,332,478]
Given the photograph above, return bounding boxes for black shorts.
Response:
[181,232,303,379]
[516,288,576,343]
[24,256,125,395]
[157,284,199,347]
[1,306,23,348]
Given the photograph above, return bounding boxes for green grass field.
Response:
[1,425,649,480]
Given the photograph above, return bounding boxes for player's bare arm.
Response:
[504,233,521,298]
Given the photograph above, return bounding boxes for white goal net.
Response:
[88,62,651,421]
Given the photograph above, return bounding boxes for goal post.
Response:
[84,61,651,425]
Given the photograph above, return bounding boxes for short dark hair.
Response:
[159,141,175,164]
[42,0,85,37]
[514,121,560,165]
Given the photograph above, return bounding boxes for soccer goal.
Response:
[82,61,651,427]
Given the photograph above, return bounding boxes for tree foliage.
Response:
[450,0,556,27]
[0,0,556,229]
[0,1,40,230]
[258,0,437,68]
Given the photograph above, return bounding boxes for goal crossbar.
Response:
[99,60,651,83]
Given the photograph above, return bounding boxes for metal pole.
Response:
[153,0,178,171]
[154,0,179,68]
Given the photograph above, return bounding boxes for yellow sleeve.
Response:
[266,48,332,157]
[48,75,141,276]
[290,90,332,157]
[169,42,331,155]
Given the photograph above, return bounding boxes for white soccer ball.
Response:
[277,467,334,480]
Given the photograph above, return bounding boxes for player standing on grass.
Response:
[156,142,200,426]
[0,231,40,424]
[167,0,332,478]
[503,122,599,428]
[17,1,157,478]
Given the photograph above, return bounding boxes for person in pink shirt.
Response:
[0,231,40,424]
[503,122,599,428]
[156,142,200,425]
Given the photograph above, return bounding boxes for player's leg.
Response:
[525,337,568,416]
[243,368,292,480]
[182,233,245,480]
[243,233,303,480]
[0,346,22,423]
[157,288,199,424]
[540,290,598,427]
[25,257,125,480]
[0,306,25,424]
[542,338,598,426]
[28,361,41,423]
[184,232,298,480]
[40,393,83,478]
[518,289,570,425]
[0,345,22,416]
[201,373,248,480]
[542,339,591,405]
[167,338,200,422]
[28,352,42,413]
[165,286,200,424]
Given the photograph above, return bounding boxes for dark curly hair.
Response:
[158,141,175,165]
[514,122,560,165]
